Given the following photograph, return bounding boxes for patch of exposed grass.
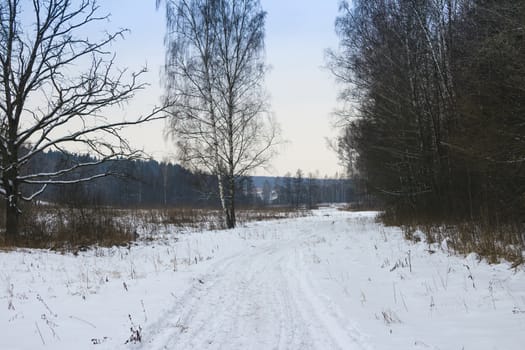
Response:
[0,203,135,252]
[379,211,525,266]
[0,204,310,252]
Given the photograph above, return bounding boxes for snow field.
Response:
[0,207,524,349]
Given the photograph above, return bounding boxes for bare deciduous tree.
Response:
[158,0,278,228]
[328,0,525,223]
[0,0,166,242]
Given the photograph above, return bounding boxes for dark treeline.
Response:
[330,0,525,225]
[23,150,206,207]
[23,150,252,208]
[22,151,351,208]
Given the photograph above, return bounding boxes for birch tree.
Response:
[0,0,166,242]
[158,0,277,228]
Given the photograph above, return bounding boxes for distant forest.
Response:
[22,150,352,208]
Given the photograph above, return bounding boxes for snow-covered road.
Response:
[1,208,524,349]
[140,223,369,350]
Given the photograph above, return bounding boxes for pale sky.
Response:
[96,0,343,177]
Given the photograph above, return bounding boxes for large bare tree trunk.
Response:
[226,171,236,229]
[3,141,19,242]
[216,173,228,225]
[5,196,19,244]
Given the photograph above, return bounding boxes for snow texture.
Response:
[1,207,524,349]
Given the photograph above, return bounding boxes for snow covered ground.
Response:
[1,207,524,349]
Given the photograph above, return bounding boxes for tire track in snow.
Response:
[286,248,373,350]
[132,248,246,349]
[167,243,304,349]
[132,220,371,350]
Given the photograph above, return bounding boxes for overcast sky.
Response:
[97,0,343,177]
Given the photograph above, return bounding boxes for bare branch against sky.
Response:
[101,0,343,176]
[0,0,168,240]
